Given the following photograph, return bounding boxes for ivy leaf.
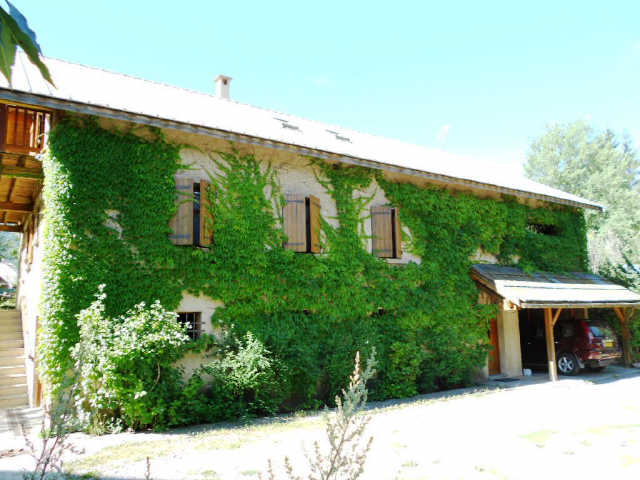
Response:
[0,2,53,86]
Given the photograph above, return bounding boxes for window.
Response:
[177,312,201,340]
[527,223,559,236]
[371,206,402,258]
[169,177,213,246]
[283,194,321,253]
[557,321,575,338]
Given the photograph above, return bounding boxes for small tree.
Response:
[265,349,377,480]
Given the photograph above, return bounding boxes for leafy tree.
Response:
[0,1,52,85]
[0,231,19,264]
[525,120,640,274]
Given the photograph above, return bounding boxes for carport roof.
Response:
[471,264,640,308]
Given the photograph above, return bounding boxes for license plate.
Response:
[604,340,613,348]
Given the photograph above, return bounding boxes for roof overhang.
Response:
[472,264,640,309]
[0,87,604,213]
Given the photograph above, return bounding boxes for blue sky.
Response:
[19,1,640,174]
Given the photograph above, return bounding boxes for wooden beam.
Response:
[614,307,633,367]
[0,225,21,232]
[0,165,43,179]
[544,308,558,381]
[552,307,563,326]
[0,201,33,213]
[7,177,16,203]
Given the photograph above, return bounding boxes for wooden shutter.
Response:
[283,194,307,252]
[199,179,213,247]
[308,195,321,253]
[169,176,194,245]
[371,206,393,258]
[372,206,401,259]
[392,207,402,258]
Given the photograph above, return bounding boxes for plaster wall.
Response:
[174,293,223,377]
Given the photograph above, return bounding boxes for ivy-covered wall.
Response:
[38,116,588,417]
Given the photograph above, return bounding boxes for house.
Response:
[0,52,638,411]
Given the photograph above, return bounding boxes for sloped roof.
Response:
[472,264,640,308]
[0,52,602,211]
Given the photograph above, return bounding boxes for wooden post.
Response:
[614,307,635,367]
[544,308,563,382]
[544,308,557,382]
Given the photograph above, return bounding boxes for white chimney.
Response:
[215,74,232,100]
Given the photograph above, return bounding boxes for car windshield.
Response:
[589,324,614,338]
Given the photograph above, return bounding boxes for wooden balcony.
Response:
[0,104,49,231]
[0,104,49,155]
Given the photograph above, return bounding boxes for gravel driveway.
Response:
[2,367,640,479]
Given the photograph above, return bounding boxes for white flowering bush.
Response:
[71,286,189,431]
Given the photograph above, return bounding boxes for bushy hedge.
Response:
[41,117,589,430]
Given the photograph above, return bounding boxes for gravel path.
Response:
[2,369,640,479]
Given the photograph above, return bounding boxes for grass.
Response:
[66,415,322,475]
[67,387,496,476]
[201,472,222,480]
[240,470,261,477]
[586,424,640,435]
[521,429,557,446]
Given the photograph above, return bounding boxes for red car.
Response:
[520,313,622,375]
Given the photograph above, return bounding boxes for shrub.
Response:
[199,332,285,418]
[72,287,189,431]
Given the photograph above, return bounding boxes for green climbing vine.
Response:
[40,116,588,429]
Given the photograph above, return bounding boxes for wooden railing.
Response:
[0,104,49,155]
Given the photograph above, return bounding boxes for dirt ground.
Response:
[2,367,640,479]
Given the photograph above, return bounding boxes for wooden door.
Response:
[488,318,500,375]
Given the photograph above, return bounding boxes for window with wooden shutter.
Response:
[283,194,322,253]
[371,206,402,258]
[169,177,194,245]
[170,177,214,247]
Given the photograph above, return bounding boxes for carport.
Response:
[472,264,640,381]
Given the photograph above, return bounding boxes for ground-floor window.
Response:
[177,312,201,340]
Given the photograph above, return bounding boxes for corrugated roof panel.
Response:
[472,264,640,308]
[0,52,603,211]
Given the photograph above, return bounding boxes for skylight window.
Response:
[327,129,351,142]
[274,117,300,131]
